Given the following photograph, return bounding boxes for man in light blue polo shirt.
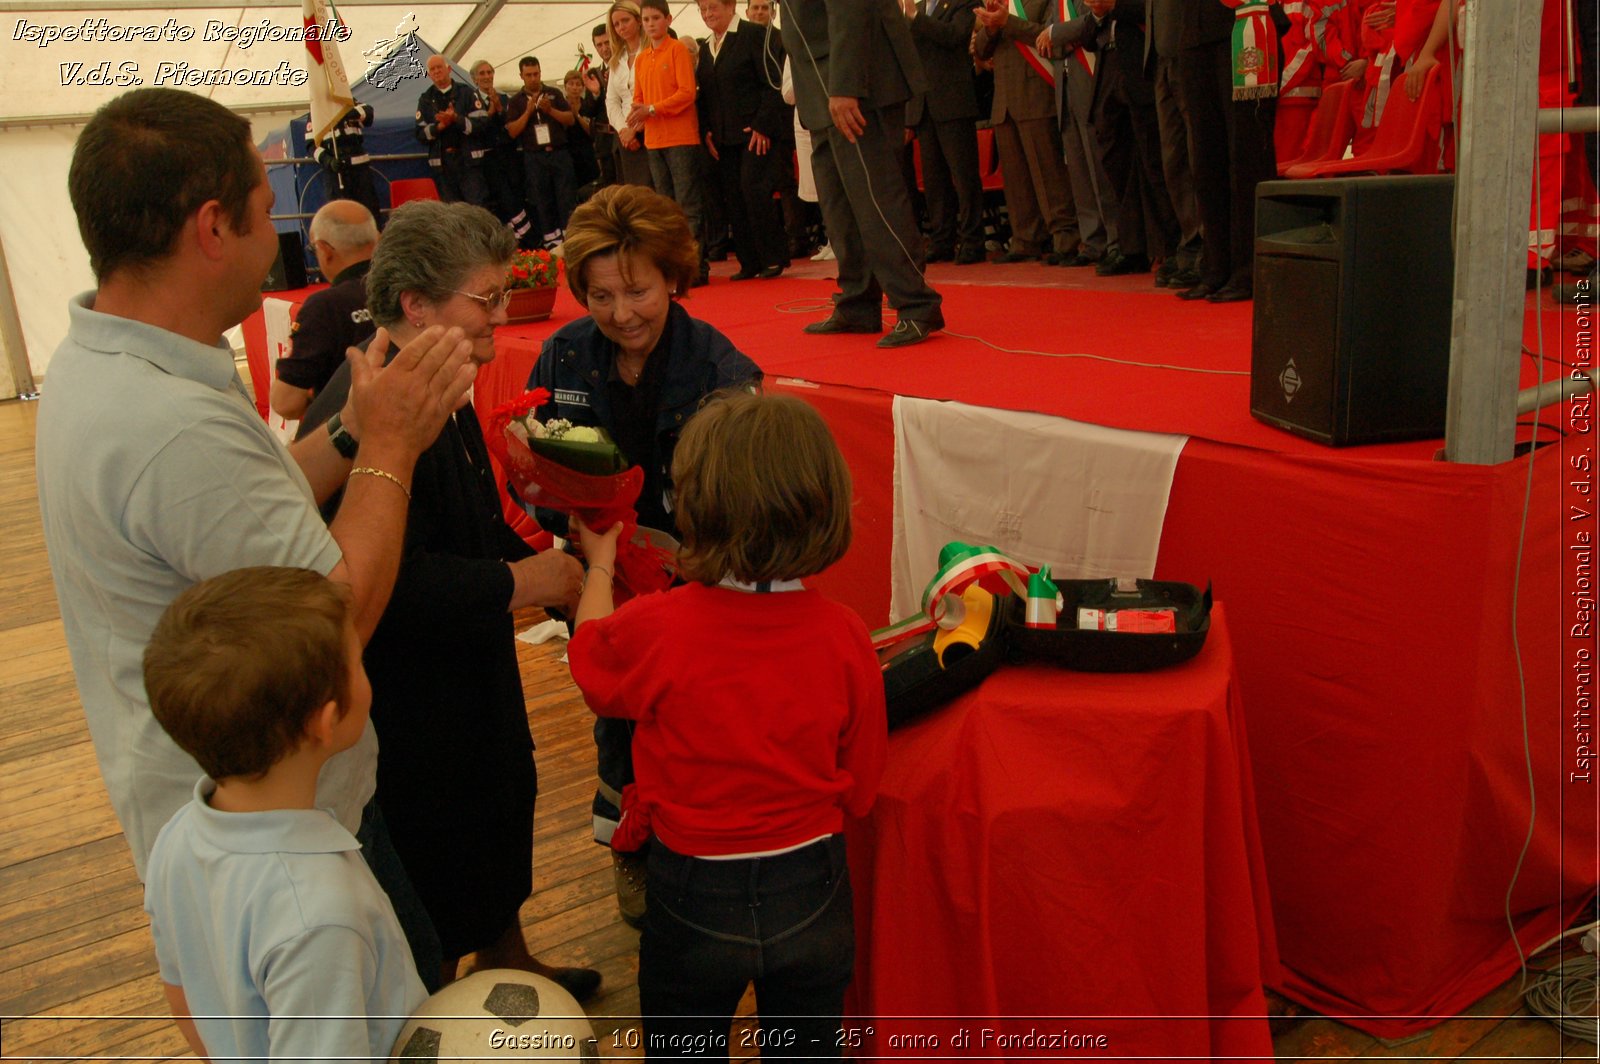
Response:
[36,90,474,895]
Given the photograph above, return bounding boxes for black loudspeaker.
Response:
[1250,175,1455,446]
[261,229,307,292]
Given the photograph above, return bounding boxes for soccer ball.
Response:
[391,969,599,1062]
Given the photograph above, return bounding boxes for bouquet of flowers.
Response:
[506,411,628,476]
[486,388,675,600]
[508,247,561,289]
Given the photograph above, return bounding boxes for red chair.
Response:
[388,177,441,210]
[1280,79,1356,178]
[976,125,1004,192]
[1299,63,1450,178]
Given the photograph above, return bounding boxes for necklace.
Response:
[618,355,646,384]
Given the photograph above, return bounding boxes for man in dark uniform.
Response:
[416,54,488,205]
[269,199,378,422]
[470,60,535,245]
[504,56,578,247]
[308,103,380,220]
[782,0,944,348]
[904,0,985,265]
[697,0,790,280]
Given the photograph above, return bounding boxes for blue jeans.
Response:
[638,835,854,1061]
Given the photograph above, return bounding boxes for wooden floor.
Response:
[0,393,1588,1061]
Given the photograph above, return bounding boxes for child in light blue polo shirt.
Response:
[141,567,427,1063]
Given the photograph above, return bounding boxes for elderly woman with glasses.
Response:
[527,183,760,928]
[300,200,597,997]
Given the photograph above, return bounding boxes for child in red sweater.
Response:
[569,391,887,1058]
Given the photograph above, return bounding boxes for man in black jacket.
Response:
[697,0,790,279]
[904,0,986,265]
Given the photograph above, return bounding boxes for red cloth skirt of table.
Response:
[843,606,1277,1060]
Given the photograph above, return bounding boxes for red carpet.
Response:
[564,262,1588,460]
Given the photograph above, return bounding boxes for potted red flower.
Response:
[504,248,562,323]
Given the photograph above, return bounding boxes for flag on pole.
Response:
[304,0,355,145]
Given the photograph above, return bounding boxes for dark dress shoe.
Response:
[1206,284,1253,303]
[877,318,940,348]
[1176,283,1216,301]
[1167,267,1202,288]
[757,264,784,279]
[1096,252,1151,276]
[545,966,602,1002]
[1154,260,1181,287]
[729,269,759,281]
[1000,250,1042,263]
[954,245,987,265]
[926,247,955,263]
[804,314,882,335]
[1055,252,1096,267]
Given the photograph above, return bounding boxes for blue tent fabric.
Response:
[261,36,477,275]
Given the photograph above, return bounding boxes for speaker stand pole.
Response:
[1443,0,1543,464]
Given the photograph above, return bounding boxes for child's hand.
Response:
[571,515,624,570]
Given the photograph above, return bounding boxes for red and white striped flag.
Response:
[304,0,355,144]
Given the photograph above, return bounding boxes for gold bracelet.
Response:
[349,466,412,501]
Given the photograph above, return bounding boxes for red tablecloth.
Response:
[846,606,1278,1060]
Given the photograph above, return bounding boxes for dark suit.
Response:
[1073,0,1180,261]
[1144,0,1201,261]
[698,19,791,272]
[906,0,984,258]
[782,0,942,328]
[1046,8,1118,259]
[1176,0,1277,292]
[976,0,1078,257]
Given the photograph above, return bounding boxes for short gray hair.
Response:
[308,200,377,254]
[365,200,515,327]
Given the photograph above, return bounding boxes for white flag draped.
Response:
[304,0,355,145]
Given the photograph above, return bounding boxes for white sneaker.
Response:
[811,244,835,261]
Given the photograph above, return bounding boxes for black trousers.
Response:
[811,102,943,327]
[715,136,788,272]
[1177,39,1276,290]
[431,151,488,207]
[1093,76,1181,260]
[914,112,985,255]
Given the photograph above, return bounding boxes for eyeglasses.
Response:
[453,288,514,311]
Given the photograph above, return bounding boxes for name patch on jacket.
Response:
[553,389,591,407]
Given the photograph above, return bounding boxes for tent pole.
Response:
[1443,0,1545,463]
[0,232,38,401]
[443,0,510,62]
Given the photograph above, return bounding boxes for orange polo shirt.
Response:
[632,36,699,149]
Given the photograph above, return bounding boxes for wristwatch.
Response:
[326,412,360,459]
